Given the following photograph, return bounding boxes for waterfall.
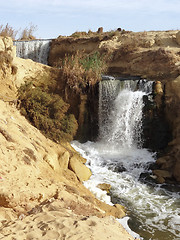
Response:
[98,79,153,148]
[98,80,147,148]
[71,78,180,240]
[13,39,52,65]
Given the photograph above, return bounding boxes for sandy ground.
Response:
[0,100,135,239]
[0,198,134,240]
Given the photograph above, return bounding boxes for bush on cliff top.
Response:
[60,51,107,93]
[18,82,78,142]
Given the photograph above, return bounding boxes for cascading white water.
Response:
[99,80,145,148]
[72,78,180,240]
[14,39,51,65]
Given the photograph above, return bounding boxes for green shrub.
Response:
[18,82,78,142]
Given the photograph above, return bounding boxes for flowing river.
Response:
[72,79,180,240]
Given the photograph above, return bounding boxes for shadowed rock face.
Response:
[162,77,180,182]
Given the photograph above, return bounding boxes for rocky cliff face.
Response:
[49,31,180,80]
[156,76,180,182]
[49,30,180,183]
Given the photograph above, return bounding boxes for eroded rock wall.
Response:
[155,76,180,183]
[49,31,180,80]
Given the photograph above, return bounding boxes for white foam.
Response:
[117,217,142,239]
[71,140,180,239]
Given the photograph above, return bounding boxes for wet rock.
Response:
[153,169,172,179]
[96,200,126,219]
[97,183,111,193]
[156,176,165,184]
[156,156,174,170]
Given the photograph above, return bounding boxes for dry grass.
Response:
[20,23,37,40]
[60,51,107,93]
[0,24,18,40]
[0,23,37,40]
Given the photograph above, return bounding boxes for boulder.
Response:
[43,152,61,172]
[96,201,126,219]
[97,183,111,193]
[58,151,70,169]
[69,156,92,181]
[71,153,87,164]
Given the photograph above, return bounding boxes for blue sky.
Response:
[1,0,180,39]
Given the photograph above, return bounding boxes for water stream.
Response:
[72,79,180,240]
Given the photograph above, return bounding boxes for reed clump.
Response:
[60,51,107,93]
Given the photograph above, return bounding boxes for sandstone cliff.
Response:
[0,37,133,239]
[49,30,180,80]
[49,30,180,183]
